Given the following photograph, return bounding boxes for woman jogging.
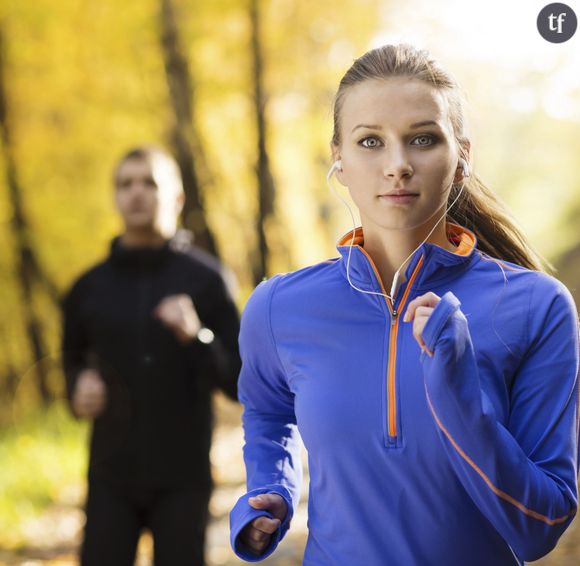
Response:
[229,43,580,565]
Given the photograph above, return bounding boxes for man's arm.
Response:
[61,278,91,414]
[61,275,109,419]
[201,267,241,400]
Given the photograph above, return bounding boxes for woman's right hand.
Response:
[72,368,107,418]
[239,493,288,556]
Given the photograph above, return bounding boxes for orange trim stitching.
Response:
[424,384,576,526]
[388,327,398,436]
[388,256,425,436]
[400,254,424,306]
[357,247,393,315]
[354,247,426,438]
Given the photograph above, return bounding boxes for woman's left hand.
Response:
[403,291,441,357]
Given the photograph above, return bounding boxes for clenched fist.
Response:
[403,291,440,357]
[152,294,202,344]
[72,368,107,419]
[239,493,288,556]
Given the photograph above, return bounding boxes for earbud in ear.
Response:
[458,158,470,178]
[326,159,342,180]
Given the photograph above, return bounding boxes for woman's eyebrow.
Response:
[351,123,381,133]
[409,120,440,129]
[351,120,440,133]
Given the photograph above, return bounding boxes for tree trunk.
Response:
[158,0,217,256]
[0,27,52,405]
[249,0,278,284]
[0,324,19,404]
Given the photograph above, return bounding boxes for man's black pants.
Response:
[80,476,211,566]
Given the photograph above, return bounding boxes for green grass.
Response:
[0,401,88,548]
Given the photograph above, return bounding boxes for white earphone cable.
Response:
[326,161,468,303]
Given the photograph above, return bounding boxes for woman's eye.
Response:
[360,137,381,148]
[412,134,436,146]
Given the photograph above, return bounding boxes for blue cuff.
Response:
[229,485,294,562]
[421,291,462,354]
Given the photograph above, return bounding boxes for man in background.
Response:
[61,145,241,565]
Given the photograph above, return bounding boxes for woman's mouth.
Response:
[378,193,419,204]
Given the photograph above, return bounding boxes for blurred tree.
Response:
[159,0,217,255]
[249,0,279,284]
[0,0,386,410]
[18,2,572,413]
[0,324,19,401]
[0,26,56,405]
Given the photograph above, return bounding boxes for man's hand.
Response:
[152,294,202,344]
[72,368,107,418]
[239,493,288,557]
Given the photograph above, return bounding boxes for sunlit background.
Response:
[0,0,579,564]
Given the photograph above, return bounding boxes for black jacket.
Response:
[61,230,241,488]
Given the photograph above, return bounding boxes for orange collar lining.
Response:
[337,222,476,257]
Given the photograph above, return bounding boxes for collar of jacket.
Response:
[109,229,195,271]
[109,235,173,271]
[336,221,478,293]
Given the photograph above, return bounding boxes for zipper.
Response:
[358,248,425,445]
[385,259,424,442]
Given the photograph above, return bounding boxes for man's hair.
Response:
[113,145,184,194]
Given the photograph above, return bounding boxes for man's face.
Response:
[114,157,182,234]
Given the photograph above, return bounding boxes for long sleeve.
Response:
[420,278,580,562]
[61,278,91,412]
[192,267,242,401]
[229,275,303,562]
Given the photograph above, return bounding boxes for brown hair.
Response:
[331,43,555,274]
[113,145,184,194]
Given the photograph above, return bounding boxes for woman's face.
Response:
[333,77,467,234]
[114,157,183,235]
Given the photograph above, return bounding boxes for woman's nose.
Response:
[383,147,413,180]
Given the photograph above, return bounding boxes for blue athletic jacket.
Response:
[229,222,580,565]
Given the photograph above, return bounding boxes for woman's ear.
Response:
[330,143,346,186]
[454,140,471,184]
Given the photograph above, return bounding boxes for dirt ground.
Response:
[1,394,579,565]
